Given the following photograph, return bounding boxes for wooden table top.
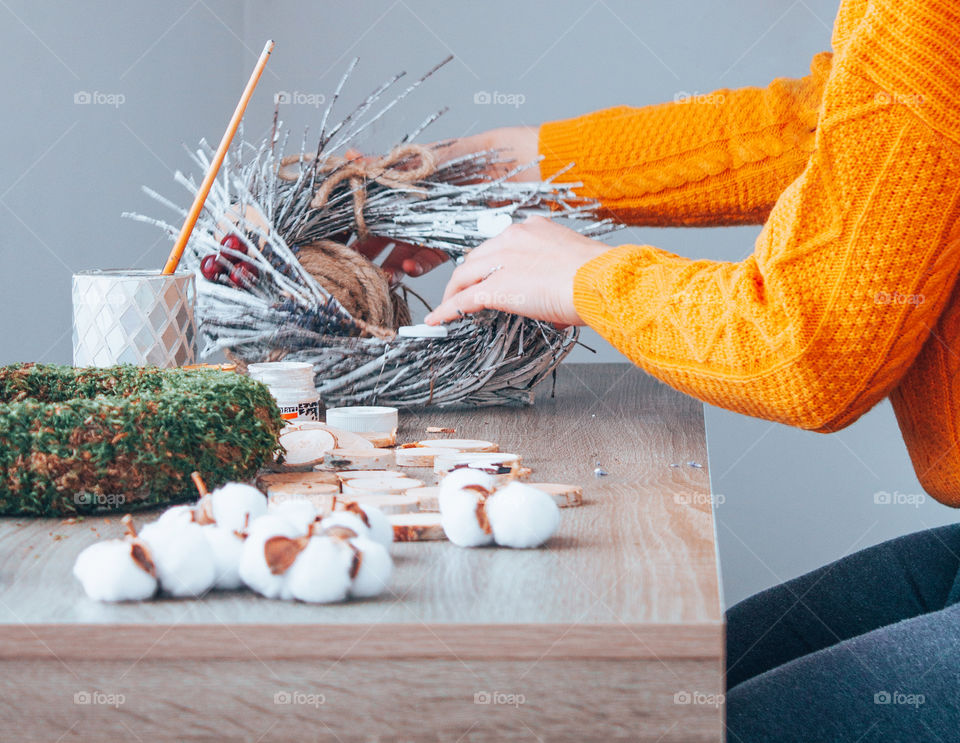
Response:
[0,362,721,663]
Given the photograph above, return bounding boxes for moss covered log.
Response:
[0,364,283,516]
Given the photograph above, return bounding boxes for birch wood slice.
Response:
[434,451,521,475]
[358,430,397,448]
[389,512,446,542]
[267,490,338,512]
[256,470,340,490]
[406,486,439,512]
[337,469,407,482]
[527,483,584,508]
[417,439,499,453]
[396,447,451,468]
[341,477,424,496]
[337,494,421,515]
[281,422,375,450]
[324,448,394,470]
[277,429,337,467]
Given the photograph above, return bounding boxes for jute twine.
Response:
[277,143,437,239]
[236,143,436,364]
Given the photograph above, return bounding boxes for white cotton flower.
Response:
[439,468,496,496]
[348,536,393,598]
[438,469,495,547]
[73,540,157,602]
[239,514,303,598]
[284,536,354,603]
[202,525,245,590]
[209,482,268,532]
[319,510,371,540]
[330,503,392,547]
[140,520,217,597]
[154,504,196,527]
[267,498,318,533]
[485,481,560,549]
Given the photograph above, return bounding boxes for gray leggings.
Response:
[725,523,960,742]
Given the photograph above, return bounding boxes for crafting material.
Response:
[267,490,337,514]
[281,422,374,450]
[484,482,560,549]
[257,470,340,490]
[416,438,498,453]
[397,324,448,339]
[320,503,392,547]
[324,448,394,469]
[337,469,406,482]
[358,430,397,447]
[341,476,424,496]
[131,57,615,407]
[277,428,337,466]
[438,469,496,547]
[0,364,282,516]
[72,269,196,367]
[162,40,274,274]
[406,486,440,512]
[335,493,420,515]
[434,451,521,475]
[248,361,320,422]
[426,426,455,434]
[389,512,446,542]
[527,483,584,508]
[326,405,399,433]
[395,447,451,468]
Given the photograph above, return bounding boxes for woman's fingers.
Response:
[426,282,497,324]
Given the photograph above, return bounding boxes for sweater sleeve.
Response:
[571,0,960,433]
[538,52,832,227]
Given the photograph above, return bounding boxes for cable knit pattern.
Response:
[537,0,960,506]
[539,52,831,226]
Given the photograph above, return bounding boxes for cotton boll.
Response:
[210,482,268,532]
[319,510,371,540]
[344,503,392,547]
[154,504,196,527]
[348,536,393,598]
[202,525,245,590]
[140,520,218,597]
[284,536,354,603]
[73,540,157,602]
[239,514,303,598]
[485,481,560,549]
[438,482,494,548]
[439,468,496,497]
[267,498,318,533]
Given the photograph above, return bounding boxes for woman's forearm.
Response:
[539,52,832,227]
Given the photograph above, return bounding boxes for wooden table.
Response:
[0,363,723,742]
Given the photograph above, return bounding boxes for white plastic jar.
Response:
[247,361,320,422]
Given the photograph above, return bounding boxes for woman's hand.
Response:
[352,126,540,278]
[424,216,611,327]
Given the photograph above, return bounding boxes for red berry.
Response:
[219,233,247,260]
[228,262,259,288]
[200,254,225,281]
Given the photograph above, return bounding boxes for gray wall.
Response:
[2,0,954,605]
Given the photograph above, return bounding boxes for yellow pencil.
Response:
[162,40,275,274]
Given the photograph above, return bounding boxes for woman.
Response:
[363,0,960,738]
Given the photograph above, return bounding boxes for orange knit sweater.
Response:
[539,0,960,502]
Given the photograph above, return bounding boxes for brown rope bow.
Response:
[277,143,437,239]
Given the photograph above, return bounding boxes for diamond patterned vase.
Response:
[72,269,197,368]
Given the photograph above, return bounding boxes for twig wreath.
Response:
[127,57,615,407]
